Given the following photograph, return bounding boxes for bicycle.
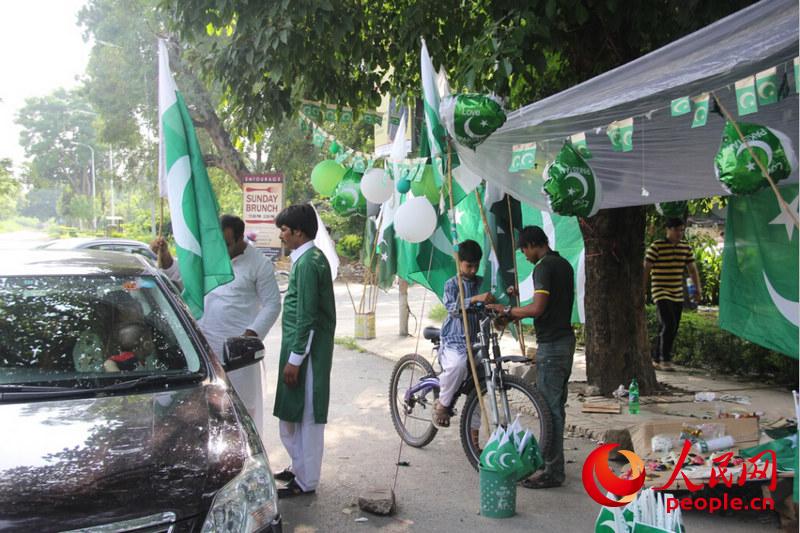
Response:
[389,304,553,470]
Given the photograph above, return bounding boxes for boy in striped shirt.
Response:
[644,218,702,370]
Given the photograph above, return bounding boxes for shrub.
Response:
[336,234,363,260]
[429,304,447,322]
[646,305,798,386]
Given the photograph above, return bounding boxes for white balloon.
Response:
[360,168,393,204]
[394,196,437,243]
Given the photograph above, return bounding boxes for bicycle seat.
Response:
[422,326,441,343]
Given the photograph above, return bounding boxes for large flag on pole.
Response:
[719,184,798,358]
[158,39,233,319]
[420,38,447,185]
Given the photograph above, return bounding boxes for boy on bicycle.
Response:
[432,240,494,428]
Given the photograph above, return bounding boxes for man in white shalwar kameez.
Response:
[152,215,281,438]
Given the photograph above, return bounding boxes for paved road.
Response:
[258,346,778,532]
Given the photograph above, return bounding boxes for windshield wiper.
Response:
[0,383,94,401]
[91,372,205,393]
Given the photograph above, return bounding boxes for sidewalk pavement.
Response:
[333,281,797,443]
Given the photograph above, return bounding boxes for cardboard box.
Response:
[631,417,760,458]
[629,417,761,490]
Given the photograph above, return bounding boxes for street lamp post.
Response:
[71,141,96,230]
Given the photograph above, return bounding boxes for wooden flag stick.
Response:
[446,144,490,433]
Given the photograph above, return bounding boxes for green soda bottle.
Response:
[628,378,640,414]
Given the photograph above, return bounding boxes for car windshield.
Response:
[0,275,204,388]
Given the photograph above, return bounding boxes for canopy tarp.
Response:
[456,0,800,210]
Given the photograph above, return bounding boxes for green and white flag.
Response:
[607,118,633,152]
[670,96,691,117]
[323,105,337,122]
[158,39,233,319]
[756,67,779,106]
[509,143,537,173]
[794,57,799,93]
[339,108,353,123]
[420,38,448,186]
[691,94,710,128]
[735,76,758,116]
[301,101,321,119]
[719,184,798,358]
[312,127,326,148]
[570,132,593,159]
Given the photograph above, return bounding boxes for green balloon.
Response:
[311,160,347,197]
[542,142,602,218]
[331,169,366,215]
[410,164,441,205]
[329,140,341,155]
[714,121,797,194]
[397,178,411,194]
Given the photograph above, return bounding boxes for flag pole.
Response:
[159,197,164,238]
[447,143,490,433]
[711,92,799,229]
[505,195,527,357]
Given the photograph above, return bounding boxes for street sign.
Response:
[243,173,284,260]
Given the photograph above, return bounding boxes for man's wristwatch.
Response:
[503,305,512,317]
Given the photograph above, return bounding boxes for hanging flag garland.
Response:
[508,143,537,173]
[714,121,797,195]
[569,132,593,159]
[542,142,602,218]
[735,76,758,116]
[670,97,691,116]
[691,94,710,128]
[755,67,779,106]
[607,117,634,152]
[440,93,507,150]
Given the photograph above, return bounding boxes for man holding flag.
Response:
[156,39,281,437]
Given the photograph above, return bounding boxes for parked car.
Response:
[37,237,158,263]
[0,251,281,532]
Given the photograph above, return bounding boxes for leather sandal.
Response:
[277,479,315,498]
[273,468,295,483]
[520,474,562,489]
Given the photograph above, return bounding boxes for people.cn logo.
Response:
[582,443,646,507]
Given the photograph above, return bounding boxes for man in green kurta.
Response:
[273,204,336,498]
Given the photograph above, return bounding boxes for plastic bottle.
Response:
[628,378,640,414]
[686,277,697,300]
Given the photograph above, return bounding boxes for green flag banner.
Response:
[719,184,798,358]
[158,39,233,318]
[691,94,710,128]
[607,118,633,152]
[570,132,593,159]
[301,101,321,120]
[794,57,799,94]
[670,96,691,117]
[735,77,758,116]
[756,67,779,106]
[339,108,353,123]
[323,105,337,122]
[509,143,537,173]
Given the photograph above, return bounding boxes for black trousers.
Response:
[654,300,683,363]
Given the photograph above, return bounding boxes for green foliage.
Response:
[0,159,20,219]
[645,306,797,385]
[209,167,243,216]
[168,0,754,131]
[20,188,60,221]
[685,232,723,305]
[429,303,447,323]
[335,234,363,260]
[0,216,44,234]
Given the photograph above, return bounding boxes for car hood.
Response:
[0,383,252,532]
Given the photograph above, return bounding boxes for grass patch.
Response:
[334,336,366,353]
[428,303,447,322]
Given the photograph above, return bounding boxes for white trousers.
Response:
[278,357,326,491]
[228,360,265,440]
[438,344,468,408]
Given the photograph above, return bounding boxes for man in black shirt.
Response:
[488,225,575,489]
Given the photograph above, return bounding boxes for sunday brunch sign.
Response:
[243,173,284,260]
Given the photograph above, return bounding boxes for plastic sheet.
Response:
[457,0,799,211]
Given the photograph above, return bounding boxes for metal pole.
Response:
[109,146,115,222]
[88,145,96,230]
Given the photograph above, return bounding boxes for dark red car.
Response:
[0,251,281,532]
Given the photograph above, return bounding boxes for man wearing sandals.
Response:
[432,240,494,429]
[272,204,336,498]
[488,226,575,489]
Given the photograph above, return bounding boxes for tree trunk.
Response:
[166,41,251,185]
[581,206,657,395]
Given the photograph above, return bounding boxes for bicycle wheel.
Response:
[459,374,553,471]
[389,353,439,447]
[275,270,290,294]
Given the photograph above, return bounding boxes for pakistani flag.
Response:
[158,39,233,318]
[719,184,798,358]
[420,38,447,185]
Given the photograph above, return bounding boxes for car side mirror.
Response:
[222,336,265,372]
